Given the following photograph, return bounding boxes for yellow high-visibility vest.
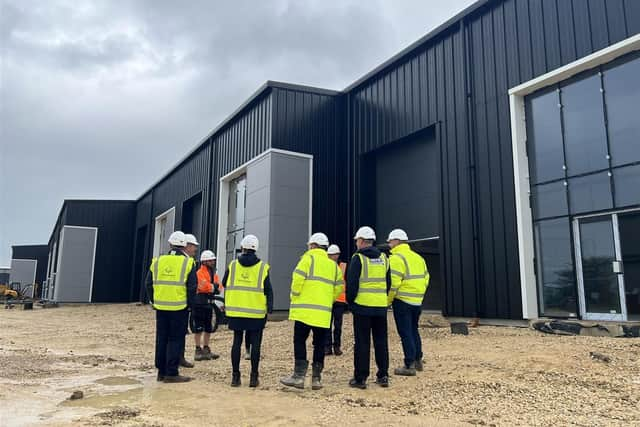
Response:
[388,243,429,306]
[354,253,388,307]
[150,254,195,311]
[224,260,269,319]
[289,248,343,328]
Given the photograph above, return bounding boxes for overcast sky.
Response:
[0,0,475,266]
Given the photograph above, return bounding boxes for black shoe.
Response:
[249,372,259,388]
[375,376,389,388]
[163,375,192,383]
[180,357,194,368]
[231,372,241,387]
[324,346,333,356]
[349,378,367,389]
[157,373,165,382]
[333,346,343,356]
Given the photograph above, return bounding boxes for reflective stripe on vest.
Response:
[354,253,388,307]
[151,255,193,311]
[390,250,429,306]
[289,249,342,328]
[224,260,268,319]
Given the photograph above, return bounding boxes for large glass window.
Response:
[526,89,564,183]
[532,181,568,219]
[603,55,640,166]
[569,172,613,214]
[534,218,577,317]
[562,74,608,176]
[613,164,640,208]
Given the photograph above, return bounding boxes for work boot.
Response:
[180,357,194,368]
[311,362,323,390]
[231,371,241,387]
[194,346,205,361]
[348,378,367,389]
[415,359,424,372]
[375,376,389,388]
[333,345,343,356]
[394,362,417,376]
[324,346,333,356]
[163,375,192,383]
[244,350,251,360]
[249,372,259,388]
[280,359,308,389]
[203,346,220,360]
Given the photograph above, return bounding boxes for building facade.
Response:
[34,0,640,320]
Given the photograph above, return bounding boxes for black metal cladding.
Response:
[347,0,640,319]
[270,87,348,256]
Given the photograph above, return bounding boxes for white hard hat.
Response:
[387,229,409,242]
[200,250,216,261]
[327,244,341,255]
[185,234,199,246]
[308,232,329,247]
[354,226,376,240]
[241,234,259,251]
[168,231,187,247]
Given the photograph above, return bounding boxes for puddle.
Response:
[94,376,141,386]
[61,387,144,408]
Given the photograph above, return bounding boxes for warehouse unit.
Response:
[10,245,48,298]
[34,0,640,321]
[44,200,136,303]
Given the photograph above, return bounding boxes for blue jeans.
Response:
[392,299,423,367]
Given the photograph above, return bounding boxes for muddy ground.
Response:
[0,304,638,426]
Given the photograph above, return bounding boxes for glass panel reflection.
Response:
[532,181,568,219]
[569,172,612,214]
[526,89,565,183]
[534,218,577,317]
[562,74,608,176]
[613,164,640,208]
[579,217,621,314]
[604,55,640,166]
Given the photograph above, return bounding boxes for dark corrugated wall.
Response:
[11,245,49,296]
[271,88,348,254]
[348,0,640,318]
[63,201,136,302]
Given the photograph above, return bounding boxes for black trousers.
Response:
[294,321,328,364]
[155,309,188,376]
[325,303,347,349]
[353,313,389,381]
[231,329,263,374]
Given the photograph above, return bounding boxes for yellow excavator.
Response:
[0,284,19,299]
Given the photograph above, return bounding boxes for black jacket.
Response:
[221,252,274,331]
[145,249,198,309]
[346,245,391,317]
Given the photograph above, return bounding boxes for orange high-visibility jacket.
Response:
[336,262,347,303]
[196,264,220,294]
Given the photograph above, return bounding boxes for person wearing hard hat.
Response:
[347,226,391,389]
[280,233,343,390]
[178,233,201,369]
[324,244,347,356]
[387,229,430,376]
[144,230,198,383]
[191,250,222,362]
[222,234,273,388]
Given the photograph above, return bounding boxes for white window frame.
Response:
[216,148,313,272]
[508,34,640,319]
[153,207,176,258]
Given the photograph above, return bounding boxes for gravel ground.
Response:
[0,304,639,426]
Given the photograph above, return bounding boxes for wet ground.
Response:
[1,304,639,426]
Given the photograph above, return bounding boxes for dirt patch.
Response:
[1,304,639,426]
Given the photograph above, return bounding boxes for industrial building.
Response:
[9,245,48,298]
[28,0,639,321]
